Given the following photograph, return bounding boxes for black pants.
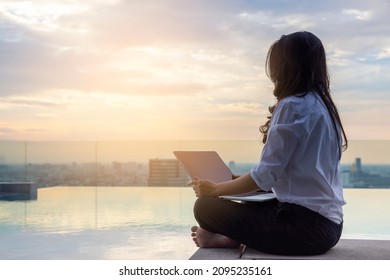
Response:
[193,197,343,255]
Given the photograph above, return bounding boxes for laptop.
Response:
[173,151,275,202]
[173,151,233,183]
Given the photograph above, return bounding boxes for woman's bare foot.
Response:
[191,226,240,248]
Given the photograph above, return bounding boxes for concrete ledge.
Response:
[0,182,37,200]
[189,239,390,260]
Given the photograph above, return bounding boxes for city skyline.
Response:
[1,139,390,164]
[1,156,390,189]
[0,0,390,141]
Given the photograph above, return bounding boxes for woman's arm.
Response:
[190,173,261,197]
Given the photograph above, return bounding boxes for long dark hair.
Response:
[259,31,348,156]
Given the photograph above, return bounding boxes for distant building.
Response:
[228,161,235,171]
[343,157,390,188]
[355,158,362,173]
[148,158,189,187]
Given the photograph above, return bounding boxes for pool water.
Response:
[0,187,197,260]
[0,187,389,259]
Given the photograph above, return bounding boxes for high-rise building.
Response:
[148,158,189,187]
[355,158,362,173]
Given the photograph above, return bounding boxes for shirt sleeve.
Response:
[250,100,303,190]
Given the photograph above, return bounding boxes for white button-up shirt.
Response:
[250,92,346,224]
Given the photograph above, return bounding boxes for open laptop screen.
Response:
[173,151,233,183]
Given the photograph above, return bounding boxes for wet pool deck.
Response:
[189,239,390,260]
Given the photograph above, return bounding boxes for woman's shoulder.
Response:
[273,92,324,123]
[277,92,320,112]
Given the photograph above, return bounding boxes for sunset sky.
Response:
[0,0,389,141]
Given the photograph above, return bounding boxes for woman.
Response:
[190,31,348,255]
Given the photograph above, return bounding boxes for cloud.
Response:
[0,96,62,109]
[0,127,16,134]
[0,1,254,97]
[0,1,90,32]
[374,48,390,60]
[207,101,265,116]
[342,9,372,21]
[237,11,315,31]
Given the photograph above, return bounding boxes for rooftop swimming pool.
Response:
[1,187,390,259]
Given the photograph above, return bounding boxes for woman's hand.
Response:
[189,173,261,198]
[189,177,219,197]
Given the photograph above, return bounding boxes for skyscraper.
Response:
[148,158,188,186]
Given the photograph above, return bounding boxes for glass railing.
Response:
[1,140,390,189]
[1,140,390,259]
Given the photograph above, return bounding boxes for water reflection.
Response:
[0,186,198,259]
[1,187,196,231]
[343,189,390,239]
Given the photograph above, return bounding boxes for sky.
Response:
[0,0,389,141]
